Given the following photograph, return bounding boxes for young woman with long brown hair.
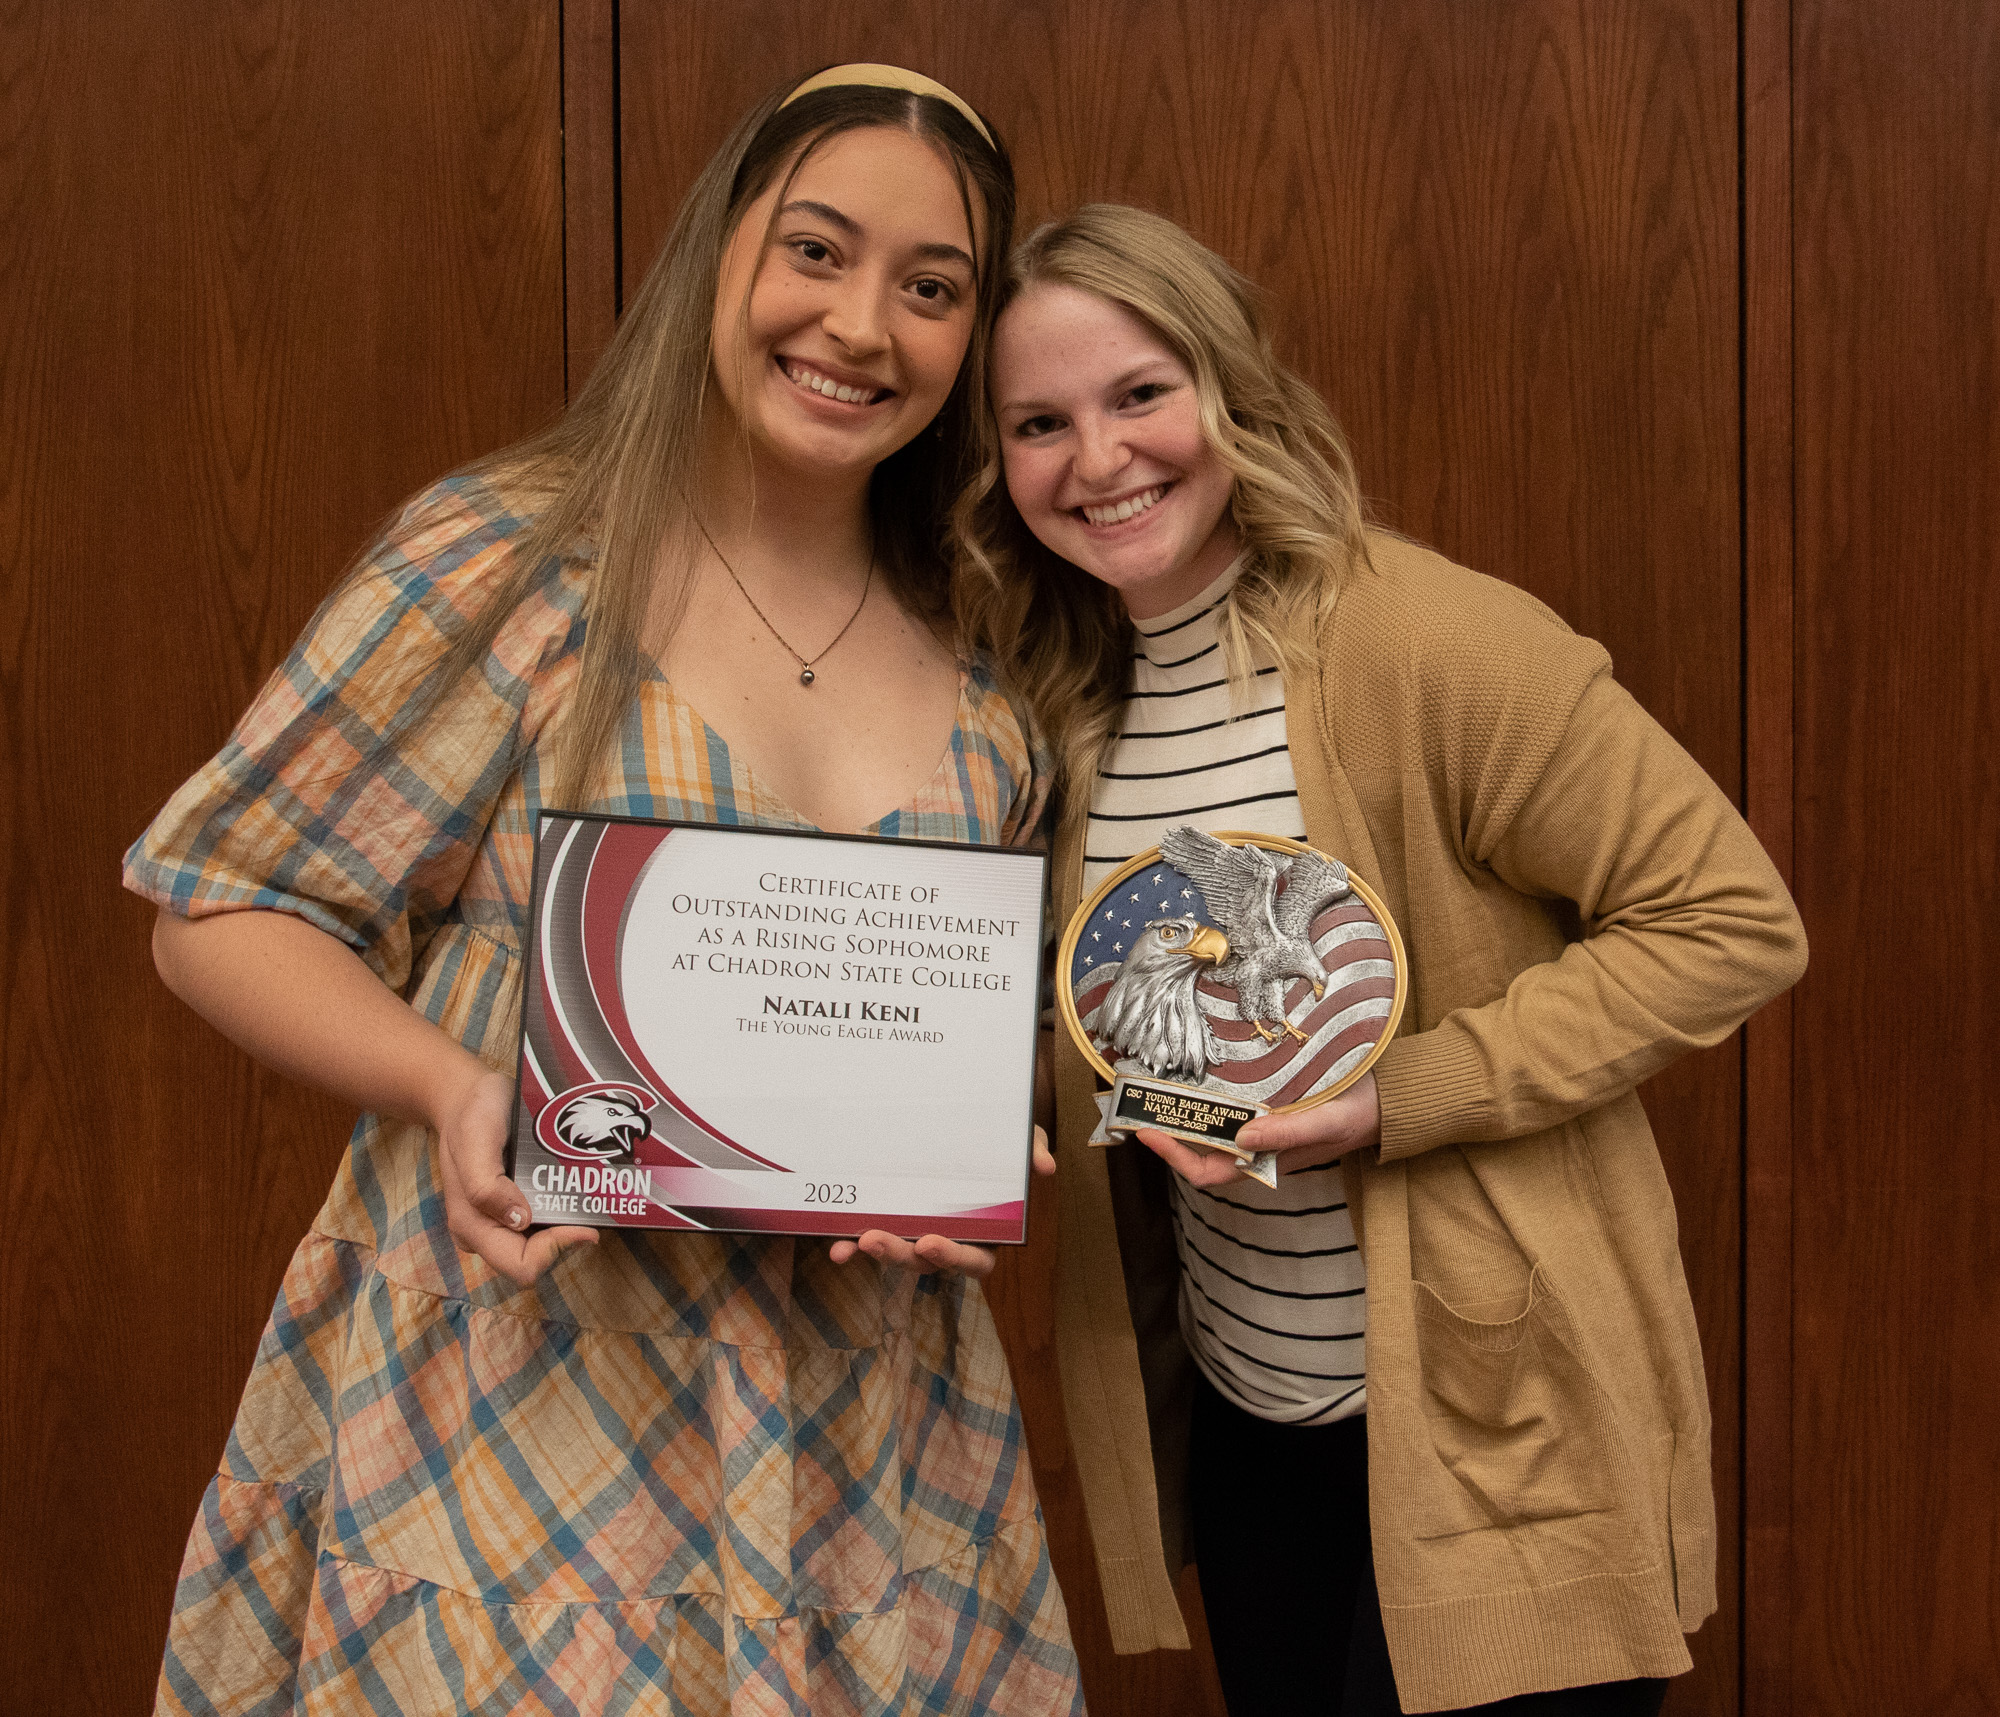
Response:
[958,204,1806,1715]
[127,69,1080,1716]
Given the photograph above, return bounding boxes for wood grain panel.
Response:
[1790,1,2000,1710]
[564,0,621,394]
[1742,0,1795,1707]
[0,3,564,1709]
[616,7,1741,1711]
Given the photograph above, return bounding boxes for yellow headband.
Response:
[779,63,994,151]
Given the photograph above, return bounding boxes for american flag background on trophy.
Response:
[1059,827,1409,1184]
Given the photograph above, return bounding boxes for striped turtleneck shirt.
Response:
[1082,558,1368,1425]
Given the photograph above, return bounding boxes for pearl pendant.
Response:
[799,667,816,686]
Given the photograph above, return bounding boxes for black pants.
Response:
[1189,1375,1670,1717]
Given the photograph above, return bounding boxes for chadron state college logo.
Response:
[537,1082,656,1164]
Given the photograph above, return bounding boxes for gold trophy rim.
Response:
[1054,830,1410,1113]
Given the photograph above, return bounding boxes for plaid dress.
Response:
[124,476,1082,1717]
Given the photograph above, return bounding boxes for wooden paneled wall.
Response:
[1783,0,2000,1710]
[0,3,565,1711]
[1,1,1993,1713]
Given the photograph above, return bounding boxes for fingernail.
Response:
[507,1208,526,1228]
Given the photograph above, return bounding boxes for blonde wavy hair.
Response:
[952,204,1370,797]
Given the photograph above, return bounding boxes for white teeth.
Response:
[787,363,877,404]
[1080,486,1166,526]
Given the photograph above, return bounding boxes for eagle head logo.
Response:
[545,1086,653,1163]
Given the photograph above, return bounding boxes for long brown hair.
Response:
[366,75,1014,805]
[952,205,1368,798]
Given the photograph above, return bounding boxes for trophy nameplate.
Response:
[1058,827,1409,1184]
[1107,1075,1264,1148]
[507,813,1046,1243]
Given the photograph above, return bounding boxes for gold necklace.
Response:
[696,519,873,687]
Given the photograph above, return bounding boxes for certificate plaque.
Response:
[506,813,1047,1243]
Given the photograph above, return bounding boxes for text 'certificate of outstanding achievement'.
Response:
[506,812,1048,1243]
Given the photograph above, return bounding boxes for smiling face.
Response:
[708,125,982,489]
[991,282,1241,618]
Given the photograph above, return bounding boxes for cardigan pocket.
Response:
[1407,1265,1636,1542]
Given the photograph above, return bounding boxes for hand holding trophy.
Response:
[1058,827,1409,1186]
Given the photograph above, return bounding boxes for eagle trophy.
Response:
[1093,827,1354,1077]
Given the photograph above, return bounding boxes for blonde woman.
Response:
[959,205,1806,1715]
[126,69,1080,1716]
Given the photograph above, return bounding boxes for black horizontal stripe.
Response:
[1186,1272,1364,1342]
[1114,706,1287,741]
[1088,788,1299,824]
[1128,666,1281,700]
[1191,1315,1365,1382]
[1098,743,1293,782]
[1135,595,1228,640]
[1297,1382,1368,1421]
[1195,1366,1305,1409]
[1134,640,1218,670]
[1175,1225,1368,1300]
[1179,1193,1362,1259]
[1196,1187,1349,1218]
[1085,824,1310,864]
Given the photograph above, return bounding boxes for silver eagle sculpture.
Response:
[1094,828,1356,1076]
[1161,826,1353,1042]
[1093,915,1232,1081]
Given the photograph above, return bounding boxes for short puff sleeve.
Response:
[123,475,586,995]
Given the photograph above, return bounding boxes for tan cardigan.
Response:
[1050,535,1807,1712]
